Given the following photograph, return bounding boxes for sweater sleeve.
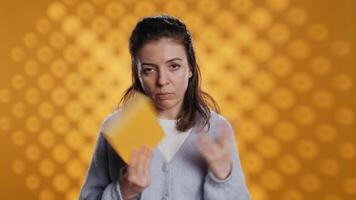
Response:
[79,110,144,200]
[203,119,251,200]
[78,131,122,200]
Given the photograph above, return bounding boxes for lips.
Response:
[156,93,173,100]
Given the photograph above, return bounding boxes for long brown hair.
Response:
[118,15,220,132]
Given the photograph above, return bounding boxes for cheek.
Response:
[175,68,190,91]
[140,77,155,95]
[175,75,190,95]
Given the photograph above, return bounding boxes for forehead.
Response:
[137,38,186,63]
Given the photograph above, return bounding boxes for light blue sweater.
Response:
[79,110,250,200]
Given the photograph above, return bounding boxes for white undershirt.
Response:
[157,118,192,162]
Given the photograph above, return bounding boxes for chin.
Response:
[156,99,179,111]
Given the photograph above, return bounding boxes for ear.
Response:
[188,70,193,78]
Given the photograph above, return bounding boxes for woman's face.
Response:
[137,37,192,115]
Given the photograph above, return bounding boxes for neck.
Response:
[157,109,179,120]
[156,104,182,120]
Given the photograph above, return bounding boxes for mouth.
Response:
[156,93,173,100]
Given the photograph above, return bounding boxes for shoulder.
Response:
[208,111,235,134]
[209,111,233,127]
[194,110,235,134]
[99,108,124,133]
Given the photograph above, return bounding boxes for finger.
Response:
[196,134,220,153]
[142,146,152,183]
[145,145,153,159]
[136,147,145,167]
[195,134,212,154]
[132,148,144,183]
[128,148,138,174]
[195,134,220,161]
[142,146,152,171]
[136,148,146,185]
[218,130,230,148]
[127,148,139,184]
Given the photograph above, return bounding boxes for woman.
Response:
[79,15,250,200]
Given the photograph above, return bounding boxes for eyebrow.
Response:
[141,57,182,66]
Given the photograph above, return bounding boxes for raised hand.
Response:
[119,145,152,199]
[195,127,232,180]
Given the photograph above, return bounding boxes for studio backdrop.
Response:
[0,0,355,199]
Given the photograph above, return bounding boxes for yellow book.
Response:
[103,92,164,163]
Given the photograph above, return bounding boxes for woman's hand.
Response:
[195,128,232,180]
[119,146,152,199]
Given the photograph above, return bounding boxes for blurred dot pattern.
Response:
[0,0,355,200]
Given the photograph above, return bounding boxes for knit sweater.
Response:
[79,110,250,200]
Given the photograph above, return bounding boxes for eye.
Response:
[169,64,181,70]
[142,68,155,75]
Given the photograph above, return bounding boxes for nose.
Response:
[157,70,169,86]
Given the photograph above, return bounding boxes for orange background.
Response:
[0,0,355,199]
